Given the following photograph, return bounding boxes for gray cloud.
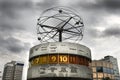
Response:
[0,0,33,18]
[86,28,99,38]
[0,20,24,33]
[101,26,120,37]
[84,0,120,15]
[0,0,34,55]
[0,0,34,33]
[74,0,120,11]
[0,36,30,53]
[86,25,120,39]
[95,0,120,9]
[35,0,59,11]
[68,0,120,28]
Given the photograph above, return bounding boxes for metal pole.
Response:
[59,31,62,42]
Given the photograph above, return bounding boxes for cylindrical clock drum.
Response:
[27,42,92,80]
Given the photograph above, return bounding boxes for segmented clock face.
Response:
[37,7,84,43]
[30,54,90,66]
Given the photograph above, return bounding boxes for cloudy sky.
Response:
[0,0,120,80]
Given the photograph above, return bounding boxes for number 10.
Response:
[59,56,68,62]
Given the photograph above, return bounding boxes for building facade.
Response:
[90,60,114,80]
[2,61,24,80]
[101,56,120,80]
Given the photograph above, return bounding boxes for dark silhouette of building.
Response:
[101,56,120,80]
[2,61,24,80]
[90,60,114,80]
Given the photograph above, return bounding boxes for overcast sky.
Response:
[0,0,120,80]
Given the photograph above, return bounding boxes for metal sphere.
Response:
[37,7,84,43]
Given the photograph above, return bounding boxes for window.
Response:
[109,64,113,68]
[103,67,114,74]
[96,67,103,72]
[97,62,102,66]
[93,73,97,78]
[106,68,111,74]
[92,62,96,66]
[92,67,96,72]
[107,74,111,79]
[111,69,114,74]
[104,73,108,78]
[103,62,108,67]
[111,75,115,79]
[103,67,107,73]
[98,73,103,78]
[107,63,110,68]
